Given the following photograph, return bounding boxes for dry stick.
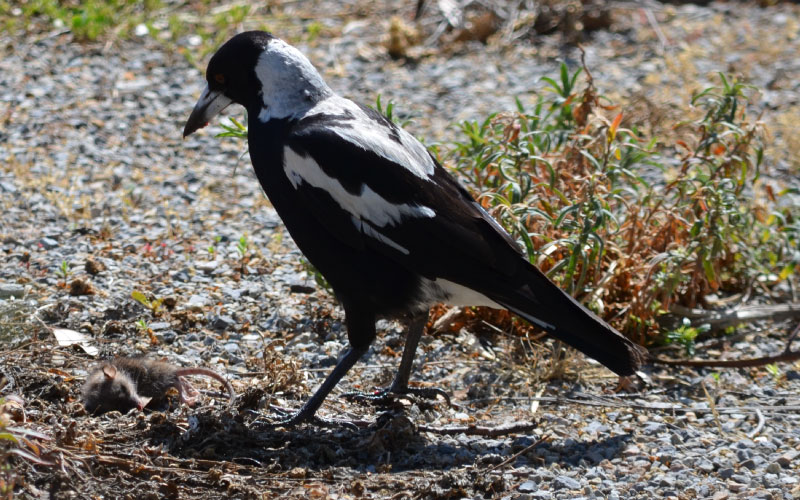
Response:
[642,7,669,52]
[417,421,537,437]
[651,321,800,369]
[668,302,800,329]
[748,409,765,439]
[484,395,800,415]
[487,435,550,472]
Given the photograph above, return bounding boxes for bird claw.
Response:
[257,405,364,431]
[343,386,451,407]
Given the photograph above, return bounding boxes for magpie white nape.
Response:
[184,31,648,427]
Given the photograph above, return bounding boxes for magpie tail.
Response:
[490,264,648,377]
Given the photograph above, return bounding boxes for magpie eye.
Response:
[215,73,225,84]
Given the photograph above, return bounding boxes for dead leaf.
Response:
[51,328,98,356]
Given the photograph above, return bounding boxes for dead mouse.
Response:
[81,357,235,415]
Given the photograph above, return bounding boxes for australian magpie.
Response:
[183,31,647,426]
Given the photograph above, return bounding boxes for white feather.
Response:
[305,96,436,179]
[254,38,333,120]
[253,39,435,180]
[283,147,436,228]
[417,278,500,308]
[352,217,410,255]
[417,278,556,330]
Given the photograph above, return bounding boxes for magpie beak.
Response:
[183,85,233,137]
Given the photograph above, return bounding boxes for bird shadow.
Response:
[144,407,635,472]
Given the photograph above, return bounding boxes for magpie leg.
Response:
[345,313,451,406]
[268,346,367,428]
[267,304,376,428]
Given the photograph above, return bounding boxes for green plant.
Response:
[1,402,54,493]
[662,318,710,356]
[135,318,149,334]
[236,235,248,257]
[0,0,161,40]
[216,115,249,175]
[131,290,162,315]
[55,260,71,287]
[306,21,323,42]
[373,94,414,128]
[235,234,250,274]
[301,258,331,293]
[765,363,781,380]
[448,64,799,343]
[207,235,223,258]
[216,116,248,140]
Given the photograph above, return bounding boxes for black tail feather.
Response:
[491,264,647,376]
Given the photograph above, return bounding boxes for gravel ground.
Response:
[1,1,799,498]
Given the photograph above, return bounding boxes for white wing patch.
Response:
[283,147,436,229]
[416,278,556,330]
[352,217,409,255]
[305,97,436,179]
[416,278,501,309]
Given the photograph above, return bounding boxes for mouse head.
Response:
[82,364,145,415]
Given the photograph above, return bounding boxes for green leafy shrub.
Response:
[449,64,799,342]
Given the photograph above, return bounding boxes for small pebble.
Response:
[0,283,24,299]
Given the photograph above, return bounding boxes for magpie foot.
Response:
[343,386,451,407]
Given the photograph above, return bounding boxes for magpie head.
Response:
[184,31,332,137]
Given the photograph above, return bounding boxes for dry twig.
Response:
[487,435,549,471]
[417,421,537,436]
[651,321,800,369]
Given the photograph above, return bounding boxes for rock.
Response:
[776,449,798,468]
[211,315,236,330]
[0,180,17,193]
[196,260,218,274]
[0,283,24,299]
[643,422,666,435]
[696,459,714,473]
[518,481,537,493]
[552,475,581,490]
[731,474,750,484]
[718,468,734,479]
[658,476,675,488]
[155,330,177,344]
[289,283,316,294]
[622,444,641,457]
[728,482,745,493]
[184,294,208,311]
[40,237,58,249]
[582,421,608,435]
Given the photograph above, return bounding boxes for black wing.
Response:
[283,102,647,376]
[284,102,524,290]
